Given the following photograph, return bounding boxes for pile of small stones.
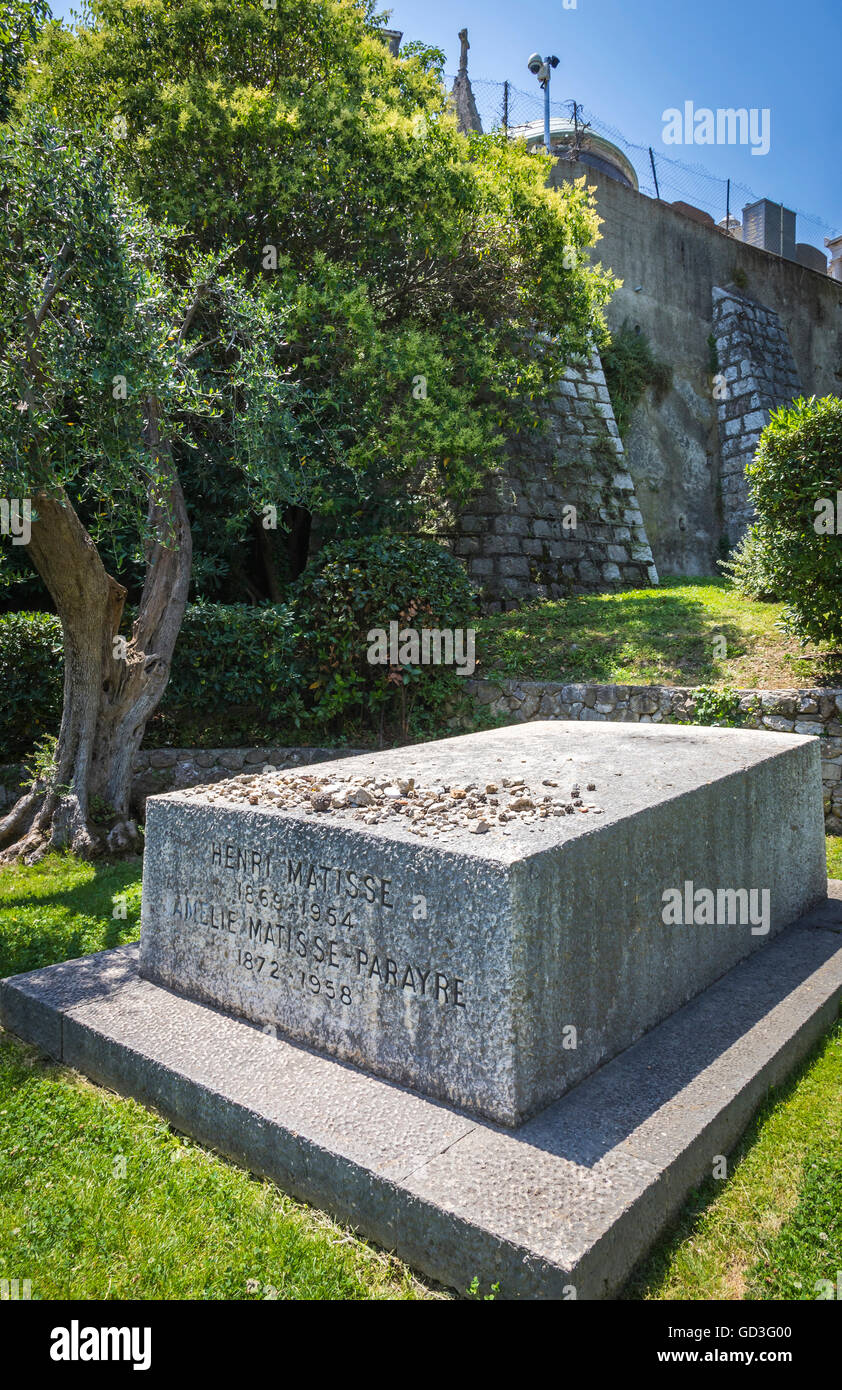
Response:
[178,768,604,838]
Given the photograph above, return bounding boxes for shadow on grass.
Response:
[0,857,142,978]
[1,918,138,980]
[0,1033,67,1095]
[478,583,747,686]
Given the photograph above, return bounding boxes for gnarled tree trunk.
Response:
[0,419,192,863]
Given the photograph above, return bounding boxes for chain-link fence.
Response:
[451,77,837,251]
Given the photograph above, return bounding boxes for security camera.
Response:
[527,53,543,75]
[548,55,560,69]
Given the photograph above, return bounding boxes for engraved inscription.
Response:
[164,840,467,1014]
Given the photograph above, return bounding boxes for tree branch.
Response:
[24,238,74,348]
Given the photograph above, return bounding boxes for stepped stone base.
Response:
[2,894,841,1299]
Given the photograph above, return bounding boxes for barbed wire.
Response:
[451,77,837,249]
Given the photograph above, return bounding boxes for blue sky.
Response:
[47,0,841,241]
[393,0,841,241]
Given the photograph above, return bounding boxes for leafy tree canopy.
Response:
[0,0,50,119]
[20,0,615,520]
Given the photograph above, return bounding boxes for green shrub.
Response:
[0,539,478,757]
[601,322,672,438]
[163,601,305,727]
[0,604,306,760]
[707,333,720,376]
[672,686,762,730]
[294,535,477,736]
[745,396,842,646]
[688,687,743,728]
[21,732,60,791]
[0,611,64,756]
[719,523,779,601]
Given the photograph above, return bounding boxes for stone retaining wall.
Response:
[450,353,658,611]
[4,693,842,832]
[711,286,803,547]
[467,679,842,832]
[0,765,24,813]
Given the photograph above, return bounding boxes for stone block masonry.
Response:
[138,722,825,1126]
[712,286,803,547]
[451,353,658,610]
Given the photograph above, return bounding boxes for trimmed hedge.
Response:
[294,534,475,728]
[0,606,307,759]
[165,601,305,725]
[0,538,477,757]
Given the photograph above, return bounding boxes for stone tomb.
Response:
[5,720,842,1297]
[139,722,827,1126]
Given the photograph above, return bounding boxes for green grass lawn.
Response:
[476,577,832,689]
[0,856,438,1301]
[1,850,840,1301]
[827,838,842,882]
[626,1022,842,1300]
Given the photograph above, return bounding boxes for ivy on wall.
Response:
[601,322,672,438]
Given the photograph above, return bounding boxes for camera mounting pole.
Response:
[527,52,560,153]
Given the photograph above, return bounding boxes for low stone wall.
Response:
[467,679,842,833]
[4,694,842,832]
[0,765,24,813]
[0,746,367,822]
[129,746,367,816]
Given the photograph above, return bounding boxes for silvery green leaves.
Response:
[0,112,178,530]
[0,110,265,568]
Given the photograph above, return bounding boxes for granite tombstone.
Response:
[138,721,826,1125]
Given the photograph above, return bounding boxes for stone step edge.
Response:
[2,895,841,1299]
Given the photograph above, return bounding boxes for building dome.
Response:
[506,118,639,190]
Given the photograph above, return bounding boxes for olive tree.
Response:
[0,114,289,859]
[1,0,616,862]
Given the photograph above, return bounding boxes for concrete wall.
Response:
[553,163,842,574]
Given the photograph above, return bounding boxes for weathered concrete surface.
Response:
[552,161,842,575]
[139,722,826,1125]
[3,903,841,1299]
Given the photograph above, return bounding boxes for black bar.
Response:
[649,146,661,200]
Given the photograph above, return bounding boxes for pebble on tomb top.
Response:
[173,767,603,838]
